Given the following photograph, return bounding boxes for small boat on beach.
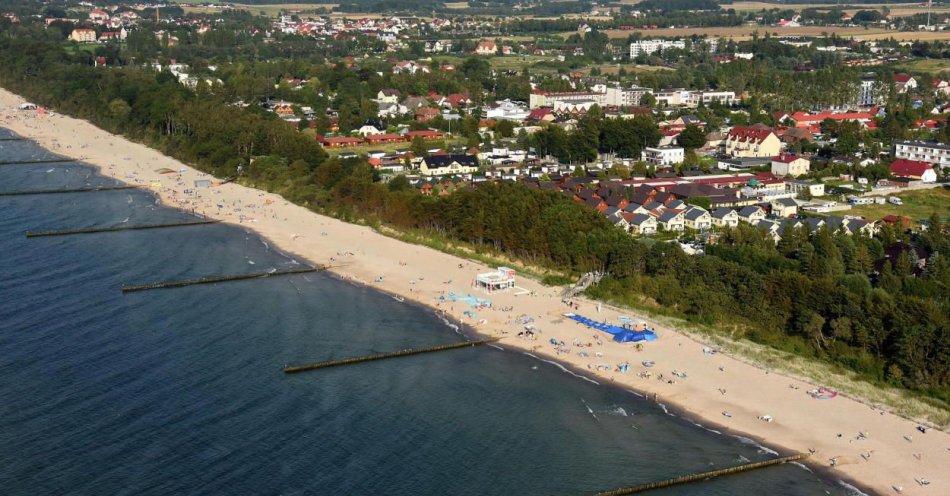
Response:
[642,360,655,368]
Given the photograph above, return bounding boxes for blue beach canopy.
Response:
[612,330,658,343]
[566,313,658,342]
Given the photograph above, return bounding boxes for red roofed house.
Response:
[440,93,471,109]
[936,79,950,96]
[415,107,440,122]
[724,126,781,158]
[527,107,555,123]
[786,110,874,129]
[317,136,364,148]
[405,130,444,141]
[475,41,497,56]
[364,133,404,145]
[894,74,917,93]
[889,159,936,183]
[89,9,110,22]
[70,28,97,43]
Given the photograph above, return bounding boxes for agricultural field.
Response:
[843,186,950,226]
[589,25,950,41]
[728,2,949,16]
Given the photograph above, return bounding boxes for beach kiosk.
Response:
[474,267,515,293]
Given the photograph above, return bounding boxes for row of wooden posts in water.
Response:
[3,155,809,494]
[0,157,77,165]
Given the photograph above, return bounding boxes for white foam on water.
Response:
[488,344,503,351]
[625,389,644,398]
[437,314,461,334]
[837,480,870,496]
[790,461,812,473]
[521,352,601,385]
[581,398,598,421]
[732,435,780,456]
[690,420,719,434]
[657,403,675,416]
[604,406,628,417]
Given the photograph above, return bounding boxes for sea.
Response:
[0,129,859,495]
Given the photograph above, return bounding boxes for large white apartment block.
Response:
[529,91,605,109]
[654,88,690,107]
[893,140,950,168]
[858,76,877,107]
[654,89,736,108]
[629,38,718,58]
[630,39,686,57]
[684,90,738,107]
[641,146,684,166]
[603,85,653,107]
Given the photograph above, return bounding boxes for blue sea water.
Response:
[0,131,855,495]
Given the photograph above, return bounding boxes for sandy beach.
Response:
[2,88,947,495]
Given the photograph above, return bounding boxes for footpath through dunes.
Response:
[1,87,947,495]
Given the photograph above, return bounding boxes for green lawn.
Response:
[844,186,950,226]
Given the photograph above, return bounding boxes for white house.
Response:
[657,210,685,231]
[738,205,767,224]
[376,89,401,104]
[482,99,530,121]
[356,123,385,136]
[629,214,658,235]
[419,155,479,176]
[641,146,684,166]
[787,180,825,197]
[683,207,712,230]
[770,198,799,218]
[771,154,810,177]
[711,208,739,228]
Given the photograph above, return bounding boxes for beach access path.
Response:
[2,87,947,495]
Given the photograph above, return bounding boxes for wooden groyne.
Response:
[593,453,810,495]
[122,267,323,293]
[0,158,77,165]
[0,185,138,196]
[26,220,220,238]
[284,337,503,373]
[0,137,27,141]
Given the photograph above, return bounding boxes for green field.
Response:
[309,135,468,157]
[895,58,950,75]
[436,54,559,72]
[175,2,339,17]
[845,186,950,226]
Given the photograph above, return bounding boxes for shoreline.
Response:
[0,131,878,496]
[2,87,946,495]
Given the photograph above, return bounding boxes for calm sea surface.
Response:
[0,130,855,495]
